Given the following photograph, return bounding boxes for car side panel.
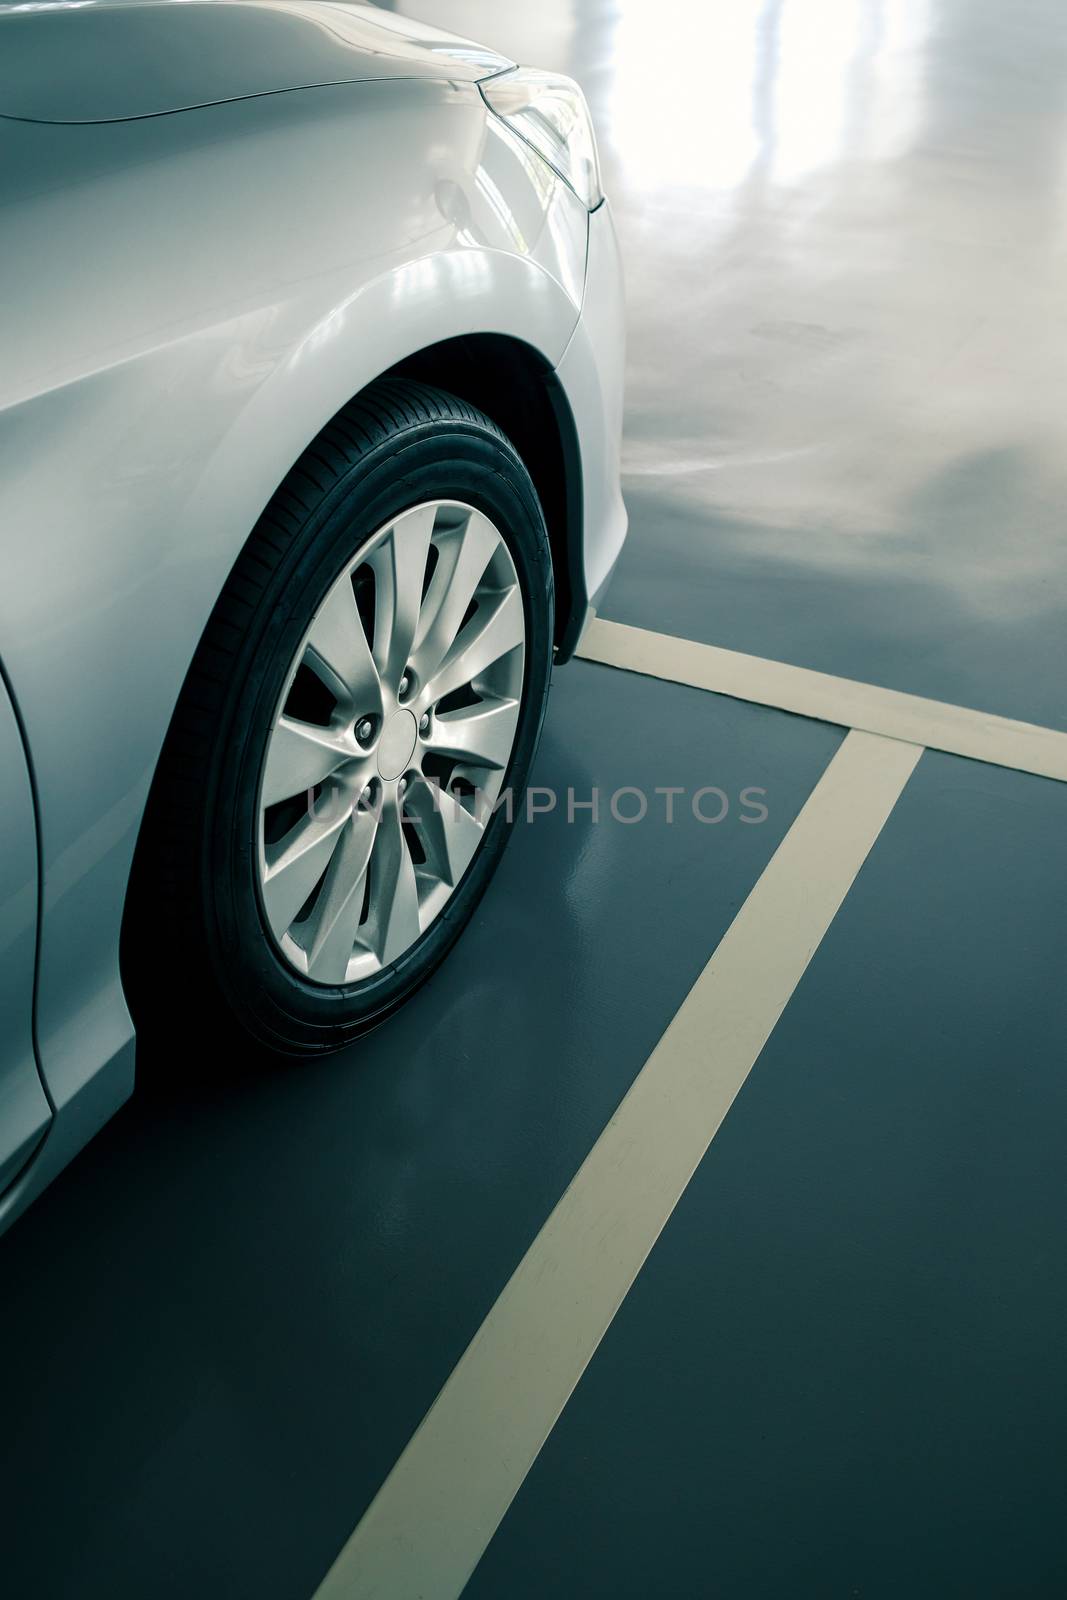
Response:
[0,666,52,1195]
[0,80,588,1186]
[554,199,628,654]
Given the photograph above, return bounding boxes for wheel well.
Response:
[382,334,584,656]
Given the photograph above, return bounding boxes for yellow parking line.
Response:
[578,617,1067,784]
[311,730,922,1600]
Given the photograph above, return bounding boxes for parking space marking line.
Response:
[311,730,921,1600]
[578,617,1067,784]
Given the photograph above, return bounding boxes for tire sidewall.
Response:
[204,423,553,1053]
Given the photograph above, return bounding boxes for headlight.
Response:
[480,68,604,211]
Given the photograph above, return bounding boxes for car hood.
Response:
[0,0,513,124]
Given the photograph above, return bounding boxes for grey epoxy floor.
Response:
[466,754,1067,1599]
[5,2,1067,1595]
[0,672,841,1598]
[397,0,1067,730]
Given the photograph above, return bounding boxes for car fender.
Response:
[0,79,588,1178]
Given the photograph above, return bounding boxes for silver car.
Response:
[0,0,626,1231]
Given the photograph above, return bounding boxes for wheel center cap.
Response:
[377,709,418,781]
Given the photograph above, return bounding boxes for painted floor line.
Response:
[578,617,1067,784]
[311,729,923,1600]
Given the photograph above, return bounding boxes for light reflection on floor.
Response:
[390,0,1067,726]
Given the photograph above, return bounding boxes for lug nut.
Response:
[398,776,408,797]
[418,711,431,735]
[398,673,411,699]
[356,718,374,743]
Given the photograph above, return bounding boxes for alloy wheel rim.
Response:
[255,500,526,985]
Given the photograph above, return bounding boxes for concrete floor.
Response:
[3,2,1067,1595]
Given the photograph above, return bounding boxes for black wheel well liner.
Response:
[381,333,586,660]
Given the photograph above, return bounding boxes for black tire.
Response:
[123,379,554,1056]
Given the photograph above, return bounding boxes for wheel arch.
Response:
[119,331,584,1027]
[380,334,584,658]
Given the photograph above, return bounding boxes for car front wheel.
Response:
[126,379,554,1055]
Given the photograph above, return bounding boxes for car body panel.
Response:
[0,665,52,1194]
[0,2,626,1233]
[0,73,598,1228]
[0,0,512,124]
[555,200,628,650]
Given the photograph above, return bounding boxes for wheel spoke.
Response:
[411,510,498,686]
[303,804,380,983]
[428,696,520,772]
[370,504,436,689]
[261,801,351,942]
[366,795,422,965]
[262,716,352,807]
[424,585,523,705]
[258,499,526,986]
[304,577,382,715]
[406,776,485,887]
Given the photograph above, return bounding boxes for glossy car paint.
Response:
[0,0,626,1229]
[558,200,628,613]
[0,0,511,121]
[0,669,51,1193]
